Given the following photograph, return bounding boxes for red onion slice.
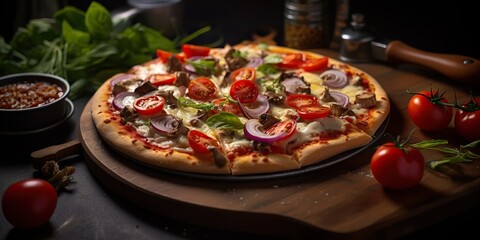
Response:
[281,77,309,94]
[246,56,264,68]
[110,74,137,89]
[238,95,270,119]
[320,70,348,89]
[151,115,180,134]
[113,91,139,110]
[244,119,287,143]
[329,91,350,107]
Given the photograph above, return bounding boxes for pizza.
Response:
[90,43,390,176]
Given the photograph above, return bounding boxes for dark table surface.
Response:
[1,55,479,240]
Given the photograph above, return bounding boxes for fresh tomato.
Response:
[230,67,256,81]
[147,73,176,86]
[2,179,57,229]
[370,140,424,190]
[300,57,329,72]
[454,97,480,141]
[297,105,330,119]
[286,94,318,109]
[277,53,306,69]
[187,77,217,101]
[187,129,219,154]
[181,44,210,58]
[264,119,297,141]
[229,79,259,103]
[212,97,242,115]
[407,90,453,131]
[133,95,165,115]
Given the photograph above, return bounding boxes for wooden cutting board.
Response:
[79,50,480,239]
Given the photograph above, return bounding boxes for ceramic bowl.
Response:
[0,73,73,134]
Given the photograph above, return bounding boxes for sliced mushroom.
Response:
[225,49,248,71]
[330,103,355,117]
[166,55,182,73]
[174,71,190,87]
[321,87,336,102]
[259,113,280,129]
[120,105,138,125]
[134,80,158,96]
[209,147,227,168]
[355,92,377,108]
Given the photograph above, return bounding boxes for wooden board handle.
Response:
[31,140,82,169]
[386,40,480,85]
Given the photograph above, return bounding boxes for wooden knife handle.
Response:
[386,40,480,85]
[31,140,82,169]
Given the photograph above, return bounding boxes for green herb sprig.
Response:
[411,139,480,169]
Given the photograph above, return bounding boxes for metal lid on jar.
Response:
[284,0,325,22]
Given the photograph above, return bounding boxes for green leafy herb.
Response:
[177,97,214,110]
[206,112,244,130]
[187,58,219,76]
[0,1,216,99]
[411,139,480,169]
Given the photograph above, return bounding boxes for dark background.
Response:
[2,0,479,59]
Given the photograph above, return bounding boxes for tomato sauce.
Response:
[0,81,63,109]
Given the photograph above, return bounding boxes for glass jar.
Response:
[284,0,331,49]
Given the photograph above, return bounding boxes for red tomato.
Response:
[230,67,256,81]
[454,97,480,141]
[187,130,219,154]
[407,90,453,131]
[2,179,57,229]
[297,105,330,119]
[229,79,259,103]
[370,142,424,189]
[147,73,176,86]
[156,49,186,63]
[264,119,297,141]
[300,57,329,72]
[187,77,217,101]
[181,44,210,58]
[133,95,165,115]
[212,97,242,115]
[277,53,306,69]
[286,94,318,109]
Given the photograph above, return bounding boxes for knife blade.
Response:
[370,39,480,85]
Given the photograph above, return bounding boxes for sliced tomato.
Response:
[187,130,219,154]
[147,73,176,86]
[156,49,186,63]
[229,79,259,103]
[301,57,329,72]
[264,119,297,141]
[297,105,330,119]
[277,53,306,69]
[212,97,242,115]
[230,67,256,81]
[182,44,211,58]
[286,94,318,109]
[187,77,217,101]
[133,95,165,115]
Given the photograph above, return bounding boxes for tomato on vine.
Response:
[454,96,480,142]
[407,89,453,131]
[370,131,425,190]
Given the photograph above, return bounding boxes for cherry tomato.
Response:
[229,79,259,103]
[297,105,330,119]
[147,73,176,86]
[181,44,210,58]
[370,142,424,190]
[277,53,306,69]
[230,67,256,81]
[212,97,242,115]
[407,90,453,131]
[2,179,57,229]
[286,94,318,109]
[187,77,217,101]
[454,97,480,141]
[187,129,220,154]
[264,119,297,141]
[133,95,165,115]
[300,57,329,72]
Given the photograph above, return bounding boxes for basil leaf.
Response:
[188,58,218,76]
[55,6,87,32]
[206,112,243,130]
[263,54,283,64]
[257,63,278,75]
[63,21,90,45]
[178,97,214,110]
[85,1,112,40]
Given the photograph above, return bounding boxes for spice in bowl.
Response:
[0,81,64,109]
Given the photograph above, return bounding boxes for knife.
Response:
[370,39,480,85]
